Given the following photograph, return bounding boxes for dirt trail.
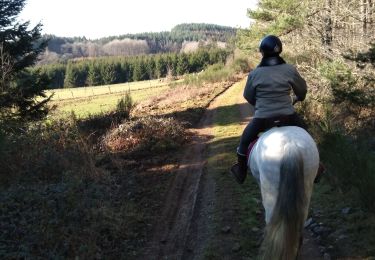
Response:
[143,81,323,259]
[142,86,222,259]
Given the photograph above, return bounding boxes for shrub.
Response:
[319,61,374,108]
[184,61,243,87]
[0,119,97,186]
[230,57,250,73]
[116,91,134,119]
[319,131,375,211]
[101,117,186,154]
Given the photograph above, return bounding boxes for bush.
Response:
[116,91,134,119]
[184,58,249,87]
[319,131,375,211]
[319,61,374,108]
[230,57,250,73]
[0,119,97,186]
[101,117,186,154]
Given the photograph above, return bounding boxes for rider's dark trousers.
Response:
[237,113,308,155]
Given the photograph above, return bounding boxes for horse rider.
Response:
[231,35,324,184]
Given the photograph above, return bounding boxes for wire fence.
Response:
[45,79,169,101]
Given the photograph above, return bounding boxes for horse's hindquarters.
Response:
[249,126,319,259]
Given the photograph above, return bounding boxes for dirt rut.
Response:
[141,85,226,259]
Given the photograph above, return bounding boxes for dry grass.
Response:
[101,117,187,154]
[45,79,170,101]
[0,120,98,186]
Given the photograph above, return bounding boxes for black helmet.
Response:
[259,35,282,57]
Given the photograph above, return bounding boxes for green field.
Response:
[45,79,175,101]
[47,79,179,118]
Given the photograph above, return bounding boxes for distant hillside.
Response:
[40,23,237,64]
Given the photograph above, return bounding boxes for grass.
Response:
[203,79,263,258]
[45,79,173,101]
[49,83,170,118]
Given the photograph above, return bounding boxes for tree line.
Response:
[40,23,236,64]
[31,47,230,89]
[99,23,236,45]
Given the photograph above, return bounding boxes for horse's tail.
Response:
[260,143,306,260]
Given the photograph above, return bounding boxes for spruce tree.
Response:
[0,0,50,120]
[176,53,189,75]
[101,62,117,85]
[87,62,102,86]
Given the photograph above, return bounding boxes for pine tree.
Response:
[176,53,189,75]
[87,61,102,86]
[155,55,167,78]
[237,0,307,53]
[101,62,117,85]
[0,0,50,120]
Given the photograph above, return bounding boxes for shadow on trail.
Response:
[153,102,253,129]
[142,129,250,259]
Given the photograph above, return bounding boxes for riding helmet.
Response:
[259,35,282,57]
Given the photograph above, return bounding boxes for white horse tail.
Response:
[261,143,307,260]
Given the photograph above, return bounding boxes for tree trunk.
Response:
[362,0,368,38]
[323,0,333,47]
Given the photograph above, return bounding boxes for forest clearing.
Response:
[1,0,374,259]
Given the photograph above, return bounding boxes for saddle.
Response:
[246,114,297,160]
[263,114,296,129]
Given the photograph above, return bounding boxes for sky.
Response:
[19,0,258,39]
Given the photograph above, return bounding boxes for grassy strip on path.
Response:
[203,79,263,258]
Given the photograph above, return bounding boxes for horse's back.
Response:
[250,126,319,178]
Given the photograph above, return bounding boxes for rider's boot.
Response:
[230,152,248,184]
[314,162,325,183]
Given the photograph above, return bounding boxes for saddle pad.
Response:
[246,138,258,160]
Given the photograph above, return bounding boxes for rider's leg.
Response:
[231,118,264,184]
[290,113,308,130]
[238,118,264,155]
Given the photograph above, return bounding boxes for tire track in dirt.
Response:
[141,84,233,259]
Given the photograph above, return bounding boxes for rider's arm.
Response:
[243,73,256,106]
[289,67,307,102]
